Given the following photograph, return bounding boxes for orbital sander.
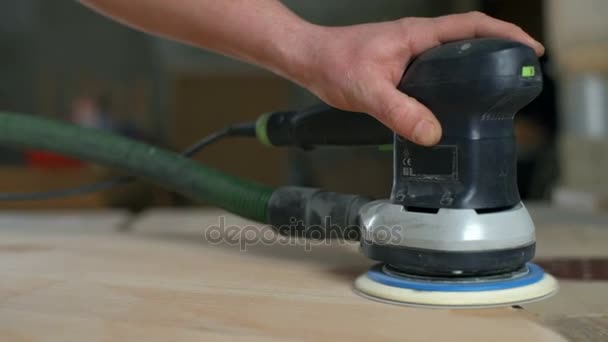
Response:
[353,39,558,308]
[0,38,558,309]
[254,38,558,308]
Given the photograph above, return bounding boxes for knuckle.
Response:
[398,17,413,26]
[400,17,426,29]
[511,24,526,33]
[468,11,487,20]
[503,22,525,36]
[377,100,400,122]
[383,102,403,121]
[380,99,412,128]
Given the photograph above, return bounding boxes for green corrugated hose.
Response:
[0,111,273,222]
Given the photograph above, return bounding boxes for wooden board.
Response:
[524,205,608,341]
[0,206,605,341]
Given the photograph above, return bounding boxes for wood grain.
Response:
[0,209,575,341]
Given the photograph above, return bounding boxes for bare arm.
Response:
[79,0,313,81]
[80,1,544,145]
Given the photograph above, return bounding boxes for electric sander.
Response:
[353,39,558,308]
[0,38,558,309]
[254,38,558,308]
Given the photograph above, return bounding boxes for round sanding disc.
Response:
[354,263,558,309]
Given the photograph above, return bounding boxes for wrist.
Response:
[265,19,326,87]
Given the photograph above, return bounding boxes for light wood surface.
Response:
[0,206,606,341]
[524,206,608,341]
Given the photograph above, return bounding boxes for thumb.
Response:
[370,84,442,146]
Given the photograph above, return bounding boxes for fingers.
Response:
[430,11,544,56]
[369,82,441,146]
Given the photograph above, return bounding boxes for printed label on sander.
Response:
[401,145,458,181]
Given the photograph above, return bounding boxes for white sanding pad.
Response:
[354,264,558,309]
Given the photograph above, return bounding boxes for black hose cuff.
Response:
[266,186,371,241]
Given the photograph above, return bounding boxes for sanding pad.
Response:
[354,263,558,309]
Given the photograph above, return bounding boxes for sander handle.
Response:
[255,103,392,149]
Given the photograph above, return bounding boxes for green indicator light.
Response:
[378,144,393,151]
[521,66,535,77]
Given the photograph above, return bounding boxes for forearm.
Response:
[79,0,317,81]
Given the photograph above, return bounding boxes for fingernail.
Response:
[413,120,438,145]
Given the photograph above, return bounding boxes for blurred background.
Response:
[0,0,605,212]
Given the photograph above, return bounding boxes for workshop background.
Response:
[0,0,604,212]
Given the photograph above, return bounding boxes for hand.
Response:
[297,12,544,146]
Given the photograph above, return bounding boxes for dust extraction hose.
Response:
[0,111,273,222]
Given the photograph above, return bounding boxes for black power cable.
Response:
[0,122,256,201]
